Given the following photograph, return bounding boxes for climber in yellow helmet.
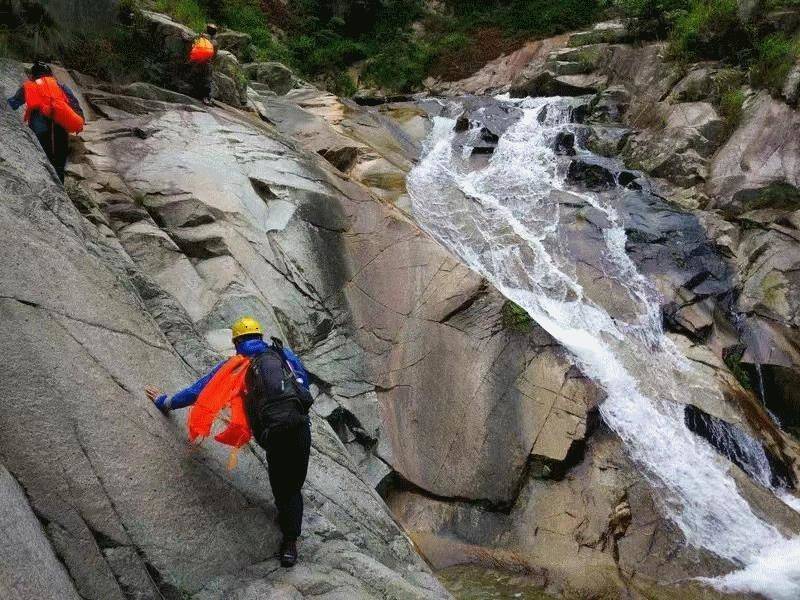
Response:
[145,316,313,568]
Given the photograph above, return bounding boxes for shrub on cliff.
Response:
[669,0,755,62]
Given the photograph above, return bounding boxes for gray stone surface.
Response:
[0,466,82,600]
[708,91,800,214]
[0,61,448,600]
[216,29,253,61]
[244,61,299,96]
[213,50,249,106]
[624,101,726,187]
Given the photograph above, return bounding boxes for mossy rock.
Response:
[502,300,534,333]
[732,181,800,214]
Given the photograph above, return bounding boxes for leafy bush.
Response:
[612,0,691,40]
[362,35,433,91]
[723,346,753,390]
[750,32,800,93]
[446,0,601,37]
[719,86,746,130]
[669,0,754,62]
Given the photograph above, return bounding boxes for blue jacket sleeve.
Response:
[281,347,310,389]
[155,361,225,412]
[59,84,84,117]
[7,86,24,111]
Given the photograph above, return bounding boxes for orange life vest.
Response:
[23,77,84,134]
[187,355,253,452]
[189,36,215,64]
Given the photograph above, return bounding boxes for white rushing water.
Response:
[407,96,800,599]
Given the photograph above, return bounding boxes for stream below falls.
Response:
[407,95,800,599]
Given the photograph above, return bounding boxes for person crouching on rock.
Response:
[188,24,219,105]
[7,61,85,183]
[145,317,314,568]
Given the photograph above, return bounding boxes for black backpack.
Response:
[244,346,313,444]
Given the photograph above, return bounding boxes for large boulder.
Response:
[215,29,253,61]
[510,70,606,98]
[213,50,248,106]
[783,60,800,106]
[708,91,800,214]
[387,428,768,599]
[545,44,612,76]
[624,101,727,187]
[243,61,299,96]
[603,43,685,129]
[433,34,570,96]
[568,20,631,47]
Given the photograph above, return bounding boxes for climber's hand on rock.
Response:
[145,386,162,403]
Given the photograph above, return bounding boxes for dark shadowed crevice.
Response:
[684,404,796,489]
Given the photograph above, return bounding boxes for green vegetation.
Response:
[6,0,800,97]
[724,346,753,390]
[141,0,602,92]
[751,32,800,92]
[152,0,207,32]
[612,0,692,40]
[502,300,535,333]
[668,0,748,61]
[719,86,746,129]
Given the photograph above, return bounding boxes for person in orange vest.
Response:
[7,61,84,182]
[188,24,219,105]
[145,317,313,568]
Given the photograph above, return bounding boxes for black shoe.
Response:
[280,538,298,568]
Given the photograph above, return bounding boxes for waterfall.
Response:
[407,96,800,599]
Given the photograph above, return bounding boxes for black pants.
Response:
[36,126,69,183]
[262,421,311,541]
[191,63,213,100]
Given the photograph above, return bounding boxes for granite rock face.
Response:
[0,59,449,600]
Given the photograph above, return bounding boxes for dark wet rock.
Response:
[569,102,590,124]
[684,404,795,489]
[535,106,548,124]
[620,191,737,305]
[589,85,631,123]
[480,127,499,144]
[456,97,524,140]
[454,115,470,132]
[566,159,616,190]
[554,131,576,156]
[618,171,641,190]
[585,125,631,157]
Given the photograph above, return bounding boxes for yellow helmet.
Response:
[231,316,263,340]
